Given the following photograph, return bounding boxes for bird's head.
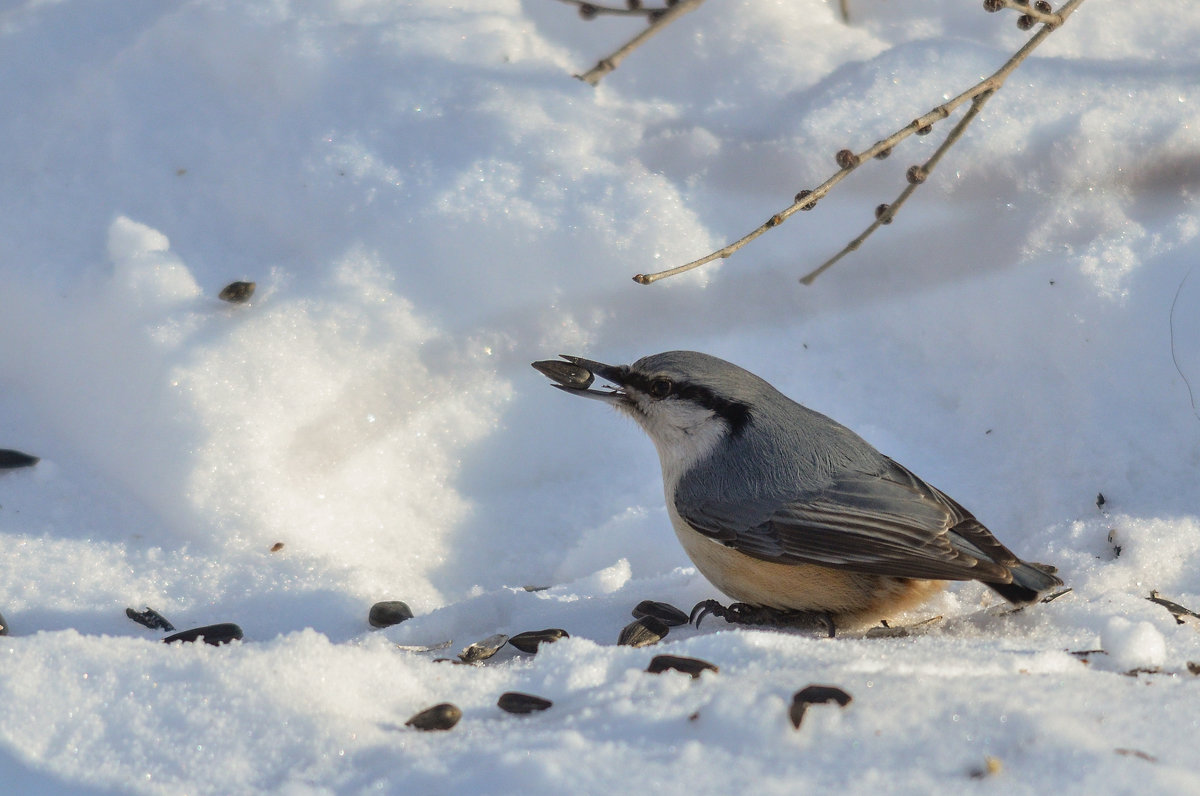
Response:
[534,351,767,482]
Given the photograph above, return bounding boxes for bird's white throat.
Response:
[638,408,731,495]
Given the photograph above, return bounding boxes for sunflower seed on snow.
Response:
[646,654,718,679]
[369,601,415,628]
[458,633,509,663]
[618,616,669,648]
[507,628,569,654]
[631,600,689,627]
[162,623,243,646]
[218,281,256,303]
[497,692,553,714]
[405,703,462,731]
[0,609,7,636]
[788,684,852,729]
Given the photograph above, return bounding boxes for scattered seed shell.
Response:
[646,654,718,679]
[163,623,243,646]
[126,607,176,632]
[395,640,452,653]
[632,600,689,627]
[532,359,594,390]
[1146,590,1200,624]
[507,628,569,654]
[459,633,509,663]
[497,692,553,714]
[270,542,285,552]
[369,601,415,628]
[218,281,256,303]
[0,449,39,469]
[0,610,7,636]
[405,703,462,731]
[618,616,669,648]
[789,684,852,728]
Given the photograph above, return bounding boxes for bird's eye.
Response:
[648,378,673,399]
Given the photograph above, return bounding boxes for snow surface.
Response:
[1,0,1199,793]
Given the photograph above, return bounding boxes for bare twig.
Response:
[632,0,1086,286]
[569,0,706,86]
[800,90,992,284]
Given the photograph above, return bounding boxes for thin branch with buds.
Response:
[555,0,707,86]
[633,0,1086,286]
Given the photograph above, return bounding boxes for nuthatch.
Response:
[534,351,1062,632]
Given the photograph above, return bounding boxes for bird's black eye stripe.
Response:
[624,373,751,435]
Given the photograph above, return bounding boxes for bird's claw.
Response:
[689,600,836,637]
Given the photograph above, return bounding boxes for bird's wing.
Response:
[676,457,1018,583]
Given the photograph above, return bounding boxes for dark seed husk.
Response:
[789,684,852,728]
[646,654,718,679]
[531,359,594,390]
[497,692,553,714]
[405,703,462,731]
[218,281,256,303]
[126,607,176,632]
[0,610,7,636]
[0,449,39,469]
[618,616,668,648]
[458,633,509,663]
[507,628,569,654]
[632,600,689,627]
[162,623,243,646]
[369,601,415,628]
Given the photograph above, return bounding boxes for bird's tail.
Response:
[987,560,1063,606]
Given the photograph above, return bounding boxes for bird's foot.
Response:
[689,600,836,638]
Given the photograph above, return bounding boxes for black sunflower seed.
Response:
[218,281,256,303]
[646,654,718,679]
[507,628,569,654]
[497,692,553,714]
[618,616,668,648]
[163,623,243,646]
[631,600,689,627]
[369,601,415,628]
[531,359,595,389]
[405,703,462,731]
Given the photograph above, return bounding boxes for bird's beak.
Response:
[532,355,629,405]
